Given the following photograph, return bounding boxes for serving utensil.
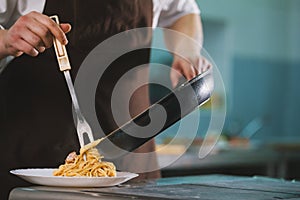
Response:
[50,15,213,158]
[50,15,94,148]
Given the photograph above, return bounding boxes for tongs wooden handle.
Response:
[50,15,71,72]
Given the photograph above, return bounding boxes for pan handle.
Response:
[99,69,214,159]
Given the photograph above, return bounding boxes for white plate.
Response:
[10,168,138,187]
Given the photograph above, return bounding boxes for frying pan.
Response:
[99,68,214,158]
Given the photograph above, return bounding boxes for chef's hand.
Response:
[170,55,211,88]
[0,11,71,59]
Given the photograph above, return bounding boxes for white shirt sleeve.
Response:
[153,0,200,28]
[0,0,45,73]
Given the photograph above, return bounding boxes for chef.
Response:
[0,0,204,199]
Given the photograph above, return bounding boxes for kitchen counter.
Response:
[9,175,300,200]
[158,148,277,170]
[158,145,300,178]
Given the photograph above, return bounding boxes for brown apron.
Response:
[0,0,160,198]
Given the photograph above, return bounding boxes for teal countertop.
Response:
[9,175,300,200]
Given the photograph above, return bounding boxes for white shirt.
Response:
[0,0,200,71]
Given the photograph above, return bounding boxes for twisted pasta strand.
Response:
[53,139,116,177]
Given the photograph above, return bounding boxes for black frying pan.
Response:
[99,68,214,158]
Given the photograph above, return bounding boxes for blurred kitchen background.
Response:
[149,0,300,180]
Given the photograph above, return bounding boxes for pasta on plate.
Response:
[53,139,116,177]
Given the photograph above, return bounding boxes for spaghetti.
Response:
[53,138,116,177]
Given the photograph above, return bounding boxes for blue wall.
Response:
[150,0,300,143]
[196,0,300,142]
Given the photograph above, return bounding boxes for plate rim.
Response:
[10,168,138,179]
[10,168,139,187]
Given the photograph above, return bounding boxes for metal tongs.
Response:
[50,15,94,148]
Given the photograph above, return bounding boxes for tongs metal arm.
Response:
[50,15,94,149]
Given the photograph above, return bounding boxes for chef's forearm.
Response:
[165,14,203,50]
[0,29,13,74]
[164,14,203,61]
[164,13,204,86]
[0,28,9,60]
[169,14,203,45]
